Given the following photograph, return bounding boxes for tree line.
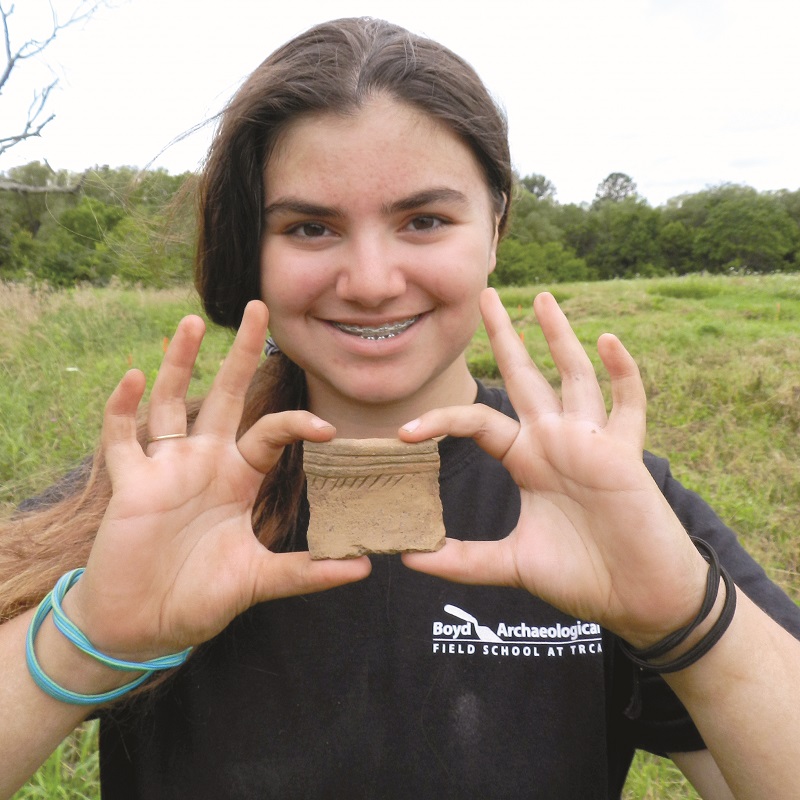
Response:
[0,162,195,286]
[1,163,799,288]
[493,171,800,286]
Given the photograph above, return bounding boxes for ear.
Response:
[487,196,505,275]
[488,231,499,275]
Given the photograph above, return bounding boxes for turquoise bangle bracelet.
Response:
[25,568,193,706]
[50,570,192,671]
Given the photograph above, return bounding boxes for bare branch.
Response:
[0,0,116,156]
[4,1,109,67]
[0,77,57,156]
[0,4,17,93]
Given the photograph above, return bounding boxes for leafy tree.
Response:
[594,172,638,204]
[0,227,37,279]
[692,187,799,272]
[658,220,696,274]
[584,197,663,279]
[129,169,193,212]
[80,165,191,211]
[507,186,564,245]
[492,238,592,286]
[519,173,557,201]
[59,195,126,244]
[0,201,13,270]
[80,165,142,206]
[0,162,196,286]
[559,202,599,261]
[2,160,78,234]
[98,213,194,286]
[662,188,719,231]
[773,189,800,229]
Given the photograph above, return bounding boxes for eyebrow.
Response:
[382,188,470,215]
[263,187,470,220]
[263,199,345,220]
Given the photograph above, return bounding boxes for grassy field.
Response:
[2,274,798,798]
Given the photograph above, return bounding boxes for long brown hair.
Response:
[0,17,513,620]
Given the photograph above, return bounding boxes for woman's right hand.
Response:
[61,300,371,663]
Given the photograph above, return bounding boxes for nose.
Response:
[335,233,407,307]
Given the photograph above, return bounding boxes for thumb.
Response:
[403,538,517,587]
[251,551,372,602]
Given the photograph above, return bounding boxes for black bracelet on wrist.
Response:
[619,538,738,674]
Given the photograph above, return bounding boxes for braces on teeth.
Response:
[335,316,419,340]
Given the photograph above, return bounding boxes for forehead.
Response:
[264,96,489,203]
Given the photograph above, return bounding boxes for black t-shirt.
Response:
[89,382,800,798]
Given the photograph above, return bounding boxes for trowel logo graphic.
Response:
[431,603,604,659]
[443,604,502,642]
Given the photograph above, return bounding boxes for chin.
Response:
[341,383,417,407]
[323,371,431,409]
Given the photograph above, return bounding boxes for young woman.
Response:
[2,17,800,799]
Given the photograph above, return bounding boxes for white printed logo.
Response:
[432,603,603,660]
[443,604,503,642]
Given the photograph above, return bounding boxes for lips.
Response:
[332,315,420,340]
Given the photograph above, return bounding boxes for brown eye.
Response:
[409,216,443,231]
[290,222,330,238]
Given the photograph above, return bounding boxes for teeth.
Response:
[334,316,419,340]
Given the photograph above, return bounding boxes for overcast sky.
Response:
[3,0,800,207]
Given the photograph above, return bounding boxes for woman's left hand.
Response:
[401,288,708,648]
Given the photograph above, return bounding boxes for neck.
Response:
[307,361,478,439]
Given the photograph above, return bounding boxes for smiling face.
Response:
[260,96,501,436]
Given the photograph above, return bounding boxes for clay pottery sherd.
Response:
[303,438,446,559]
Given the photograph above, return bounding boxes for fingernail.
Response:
[401,418,421,433]
[310,416,333,429]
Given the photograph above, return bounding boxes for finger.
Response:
[598,333,647,447]
[146,315,206,442]
[237,410,336,474]
[253,552,372,601]
[193,301,270,438]
[102,369,148,482]
[532,292,607,422]
[402,538,518,587]
[479,288,560,420]
[399,403,520,463]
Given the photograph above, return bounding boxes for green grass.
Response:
[0,283,235,506]
[3,274,799,798]
[10,723,99,800]
[624,752,699,799]
[488,275,800,604]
